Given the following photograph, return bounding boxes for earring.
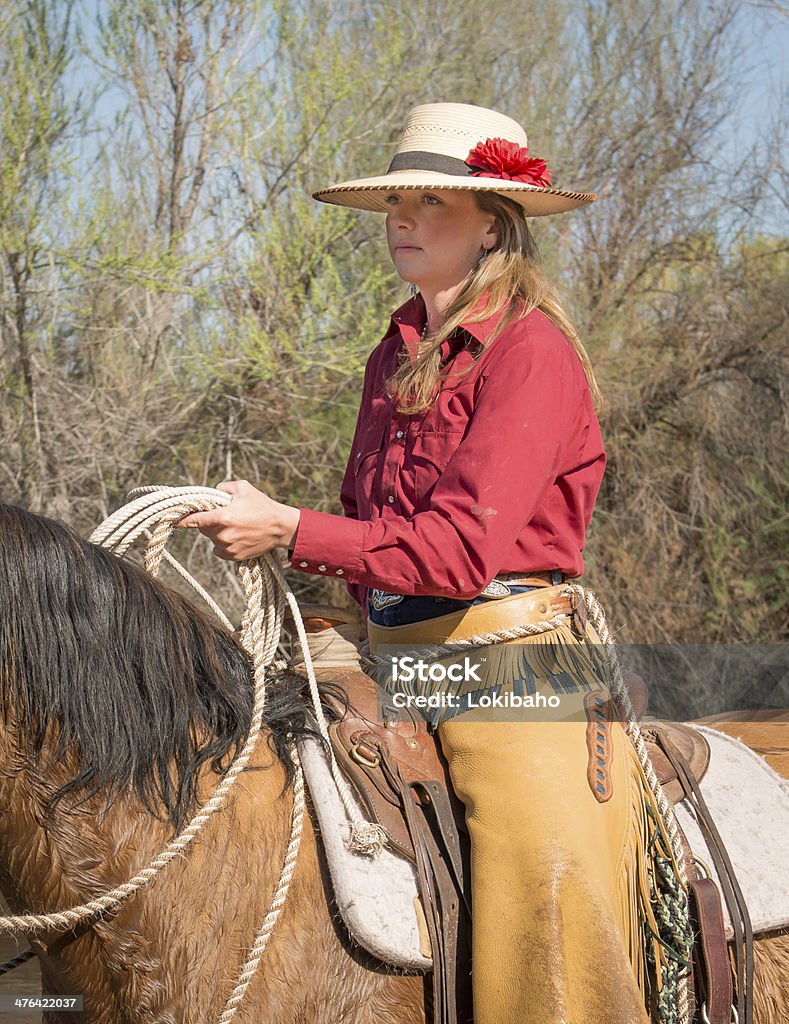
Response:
[410,283,419,298]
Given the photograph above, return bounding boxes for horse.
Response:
[0,500,786,1023]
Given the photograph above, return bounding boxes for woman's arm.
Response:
[291,329,600,597]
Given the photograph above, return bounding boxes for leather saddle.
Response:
[641,717,712,805]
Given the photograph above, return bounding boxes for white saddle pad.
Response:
[674,724,789,939]
[297,734,432,970]
[299,723,789,970]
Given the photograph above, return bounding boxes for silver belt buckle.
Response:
[480,579,512,599]
[371,589,404,611]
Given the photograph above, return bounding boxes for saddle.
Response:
[297,608,747,1024]
[314,664,471,1024]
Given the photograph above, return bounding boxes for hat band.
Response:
[387,151,473,177]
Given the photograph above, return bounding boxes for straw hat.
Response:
[312,102,596,217]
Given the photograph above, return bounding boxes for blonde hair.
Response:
[387,192,602,414]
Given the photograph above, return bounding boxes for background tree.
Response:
[0,0,785,655]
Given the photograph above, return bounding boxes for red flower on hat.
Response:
[466,137,552,187]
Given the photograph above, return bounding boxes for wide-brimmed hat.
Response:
[312,102,596,217]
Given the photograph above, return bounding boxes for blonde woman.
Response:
[184,104,679,1024]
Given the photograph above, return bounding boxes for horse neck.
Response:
[0,744,174,919]
[0,734,298,1021]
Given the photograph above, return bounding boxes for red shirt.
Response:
[291,295,605,606]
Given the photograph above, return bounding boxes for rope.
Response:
[571,584,693,1024]
[361,610,570,669]
[216,748,305,1023]
[95,486,383,852]
[0,486,384,1018]
[0,947,36,975]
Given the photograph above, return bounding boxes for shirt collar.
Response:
[389,292,512,359]
[388,294,423,357]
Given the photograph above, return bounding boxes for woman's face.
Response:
[384,190,497,295]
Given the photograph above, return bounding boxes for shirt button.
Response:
[336,569,344,576]
[396,430,404,439]
[387,495,395,504]
[299,561,308,567]
[318,564,327,572]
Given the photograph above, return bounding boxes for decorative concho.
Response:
[371,589,405,611]
[479,579,512,599]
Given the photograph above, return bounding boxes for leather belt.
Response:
[478,571,566,599]
[495,570,565,588]
[371,571,567,611]
[367,584,577,651]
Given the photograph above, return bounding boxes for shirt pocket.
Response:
[353,421,386,517]
[408,430,464,507]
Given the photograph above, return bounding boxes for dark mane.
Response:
[0,501,310,829]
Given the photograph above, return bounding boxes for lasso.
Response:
[0,486,384,1023]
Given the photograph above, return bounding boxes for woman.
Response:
[183,104,683,1024]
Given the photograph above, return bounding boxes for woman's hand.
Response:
[179,480,301,560]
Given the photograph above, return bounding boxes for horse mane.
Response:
[0,501,311,829]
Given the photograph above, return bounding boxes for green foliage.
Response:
[0,0,786,639]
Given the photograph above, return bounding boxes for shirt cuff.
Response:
[289,508,365,582]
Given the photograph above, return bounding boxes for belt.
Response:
[494,570,565,589]
[367,584,578,652]
[371,571,567,611]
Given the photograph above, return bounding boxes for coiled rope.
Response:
[0,486,385,1022]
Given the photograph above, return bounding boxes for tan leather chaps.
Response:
[369,589,652,1024]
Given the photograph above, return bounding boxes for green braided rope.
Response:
[643,803,695,1024]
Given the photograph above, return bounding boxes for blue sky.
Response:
[730,3,787,233]
[71,1,788,235]
[733,4,787,146]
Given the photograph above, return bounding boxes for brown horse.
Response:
[0,501,786,1023]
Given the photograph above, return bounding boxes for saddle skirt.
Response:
[298,730,432,969]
